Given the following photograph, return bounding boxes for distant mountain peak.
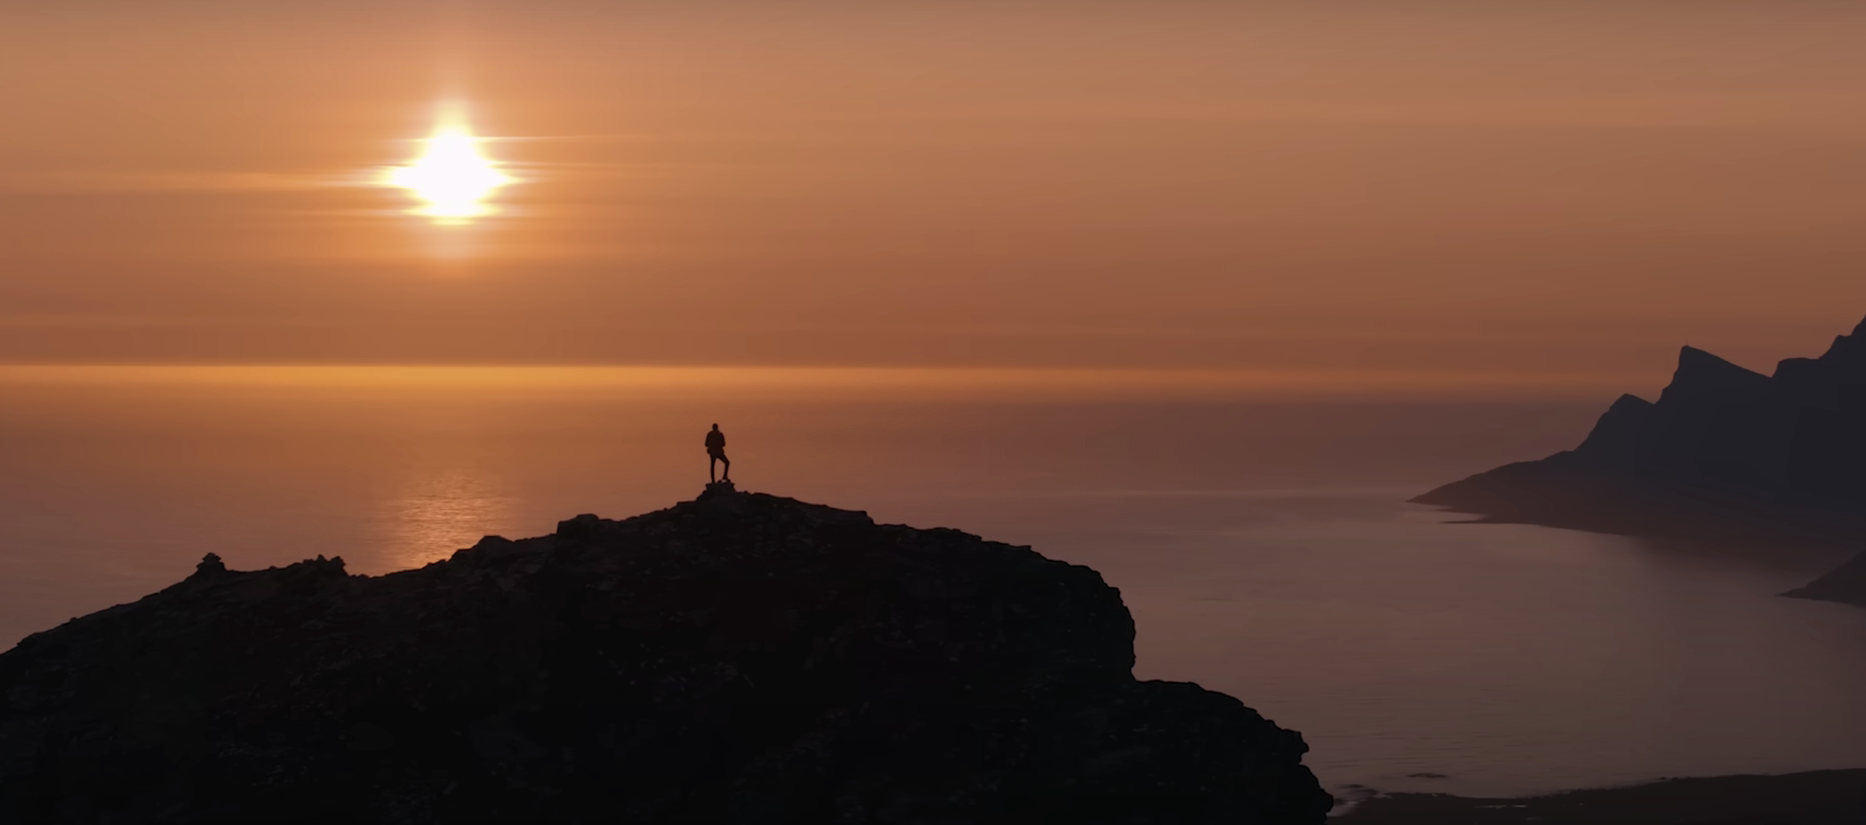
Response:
[1674,344,1761,376]
[1817,315,1866,368]
[1572,393,1655,463]
[1657,345,1770,407]
[1413,311,1866,607]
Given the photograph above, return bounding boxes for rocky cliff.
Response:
[1414,315,1866,605]
[0,486,1332,824]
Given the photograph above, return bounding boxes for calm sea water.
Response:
[3,373,1864,800]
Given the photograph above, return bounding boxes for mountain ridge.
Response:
[1414,315,1866,605]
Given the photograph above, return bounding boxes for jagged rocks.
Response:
[0,491,1331,824]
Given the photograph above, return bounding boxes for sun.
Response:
[385,120,513,222]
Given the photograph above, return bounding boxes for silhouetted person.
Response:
[705,424,730,483]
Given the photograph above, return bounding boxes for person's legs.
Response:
[720,453,731,481]
[709,454,719,483]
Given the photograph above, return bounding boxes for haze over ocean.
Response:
[7,3,1866,816]
[6,4,1866,373]
[6,371,1866,799]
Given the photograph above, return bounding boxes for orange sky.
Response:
[3,2,1863,390]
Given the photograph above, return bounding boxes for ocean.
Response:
[3,368,1864,800]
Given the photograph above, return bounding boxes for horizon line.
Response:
[0,363,1657,401]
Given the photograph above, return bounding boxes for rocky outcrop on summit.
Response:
[1415,315,1866,605]
[0,488,1331,824]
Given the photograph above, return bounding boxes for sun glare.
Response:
[385,120,512,223]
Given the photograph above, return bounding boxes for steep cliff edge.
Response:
[1414,315,1866,605]
[0,487,1331,824]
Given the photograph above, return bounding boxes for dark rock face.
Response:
[0,490,1331,824]
[1414,315,1866,604]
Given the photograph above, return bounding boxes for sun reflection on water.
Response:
[377,462,520,571]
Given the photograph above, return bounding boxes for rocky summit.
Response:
[0,487,1331,824]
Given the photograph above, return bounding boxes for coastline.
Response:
[1335,769,1866,824]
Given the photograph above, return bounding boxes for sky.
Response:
[3,2,1864,393]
